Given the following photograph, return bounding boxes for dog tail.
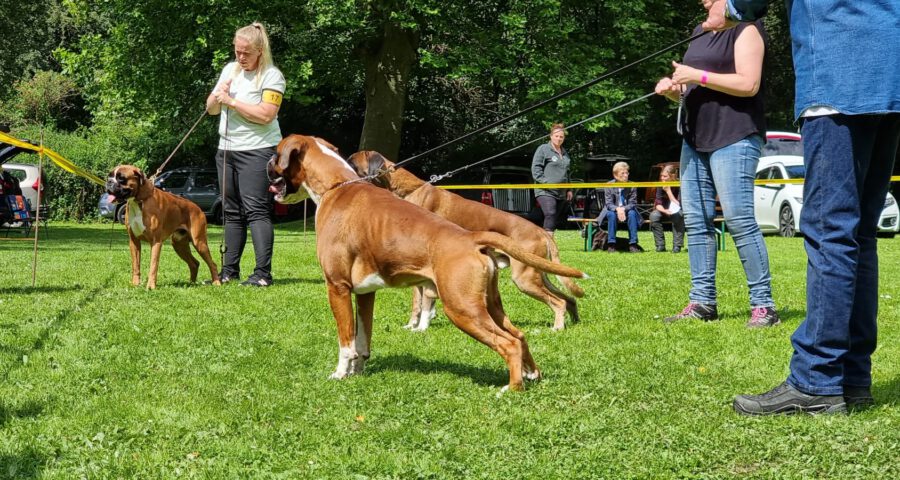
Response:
[546,235,586,297]
[473,232,588,279]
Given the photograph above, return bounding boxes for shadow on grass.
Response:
[0,448,47,480]
[0,285,85,296]
[0,401,43,428]
[0,275,113,381]
[873,375,900,407]
[367,353,508,387]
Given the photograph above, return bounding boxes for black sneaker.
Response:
[240,275,273,287]
[629,244,644,253]
[205,272,239,285]
[607,245,616,253]
[672,247,682,253]
[663,303,718,323]
[747,306,781,328]
[734,381,847,416]
[656,246,666,252]
[844,386,874,410]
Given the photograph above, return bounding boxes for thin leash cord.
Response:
[219,108,230,269]
[428,91,656,184]
[392,29,710,170]
[151,109,208,180]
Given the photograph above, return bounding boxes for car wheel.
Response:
[115,205,126,225]
[779,204,796,237]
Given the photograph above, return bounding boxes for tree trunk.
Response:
[358,22,419,160]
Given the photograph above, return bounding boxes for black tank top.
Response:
[680,21,767,152]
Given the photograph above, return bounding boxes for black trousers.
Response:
[215,147,275,280]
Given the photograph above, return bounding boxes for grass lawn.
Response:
[1,222,899,479]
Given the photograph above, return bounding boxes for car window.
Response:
[770,167,784,180]
[762,138,803,157]
[755,167,771,180]
[785,165,805,179]
[6,168,27,182]
[193,172,219,189]
[489,172,531,184]
[157,172,190,189]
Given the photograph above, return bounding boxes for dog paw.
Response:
[329,371,349,380]
[496,385,510,398]
[525,370,542,382]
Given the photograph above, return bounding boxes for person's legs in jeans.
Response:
[234,147,276,282]
[789,114,900,395]
[679,141,718,305]
[708,134,774,309]
[606,210,618,241]
[216,149,247,278]
[536,195,558,233]
[626,209,640,244]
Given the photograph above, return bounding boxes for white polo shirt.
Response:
[214,62,285,151]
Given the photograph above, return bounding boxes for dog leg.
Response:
[486,269,541,382]
[405,287,423,330]
[327,282,359,379]
[146,241,164,290]
[439,266,525,391]
[128,232,142,286]
[171,235,200,282]
[192,236,221,286]
[351,292,375,374]
[510,263,568,331]
[543,273,580,325]
[412,285,438,332]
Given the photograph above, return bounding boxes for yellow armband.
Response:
[262,90,283,106]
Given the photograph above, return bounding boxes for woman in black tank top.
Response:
[654,10,780,329]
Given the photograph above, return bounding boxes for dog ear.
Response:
[315,137,339,154]
[367,152,392,188]
[278,137,309,171]
[136,170,144,186]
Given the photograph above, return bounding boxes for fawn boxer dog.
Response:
[106,165,220,289]
[267,134,587,391]
[347,150,584,331]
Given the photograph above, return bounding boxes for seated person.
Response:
[649,164,685,253]
[603,161,643,253]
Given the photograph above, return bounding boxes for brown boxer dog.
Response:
[347,150,584,331]
[267,134,588,391]
[106,165,220,289]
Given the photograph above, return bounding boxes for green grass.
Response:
[1,222,899,479]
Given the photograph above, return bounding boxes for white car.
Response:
[755,131,899,237]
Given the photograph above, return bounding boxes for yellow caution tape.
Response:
[439,177,899,190]
[0,131,105,186]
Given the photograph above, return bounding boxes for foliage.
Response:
[0,71,80,127]
[2,226,900,477]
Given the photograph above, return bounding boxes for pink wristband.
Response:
[701,71,708,86]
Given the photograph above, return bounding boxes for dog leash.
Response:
[392,30,710,170]
[150,109,209,181]
[426,91,656,184]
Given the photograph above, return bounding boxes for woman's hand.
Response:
[213,79,234,106]
[655,77,681,101]
[671,61,701,86]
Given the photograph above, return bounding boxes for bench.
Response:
[567,216,728,252]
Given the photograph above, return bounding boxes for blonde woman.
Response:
[649,165,685,253]
[205,22,285,287]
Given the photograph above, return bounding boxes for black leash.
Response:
[394,30,709,170]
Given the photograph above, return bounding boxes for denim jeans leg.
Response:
[708,134,774,308]
[606,211,618,241]
[679,141,717,305]
[626,209,640,244]
[787,114,900,395]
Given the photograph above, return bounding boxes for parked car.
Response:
[99,166,309,224]
[1,163,43,215]
[453,165,538,219]
[754,131,899,237]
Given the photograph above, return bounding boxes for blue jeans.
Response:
[788,114,900,395]
[606,209,640,244]
[680,134,774,307]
